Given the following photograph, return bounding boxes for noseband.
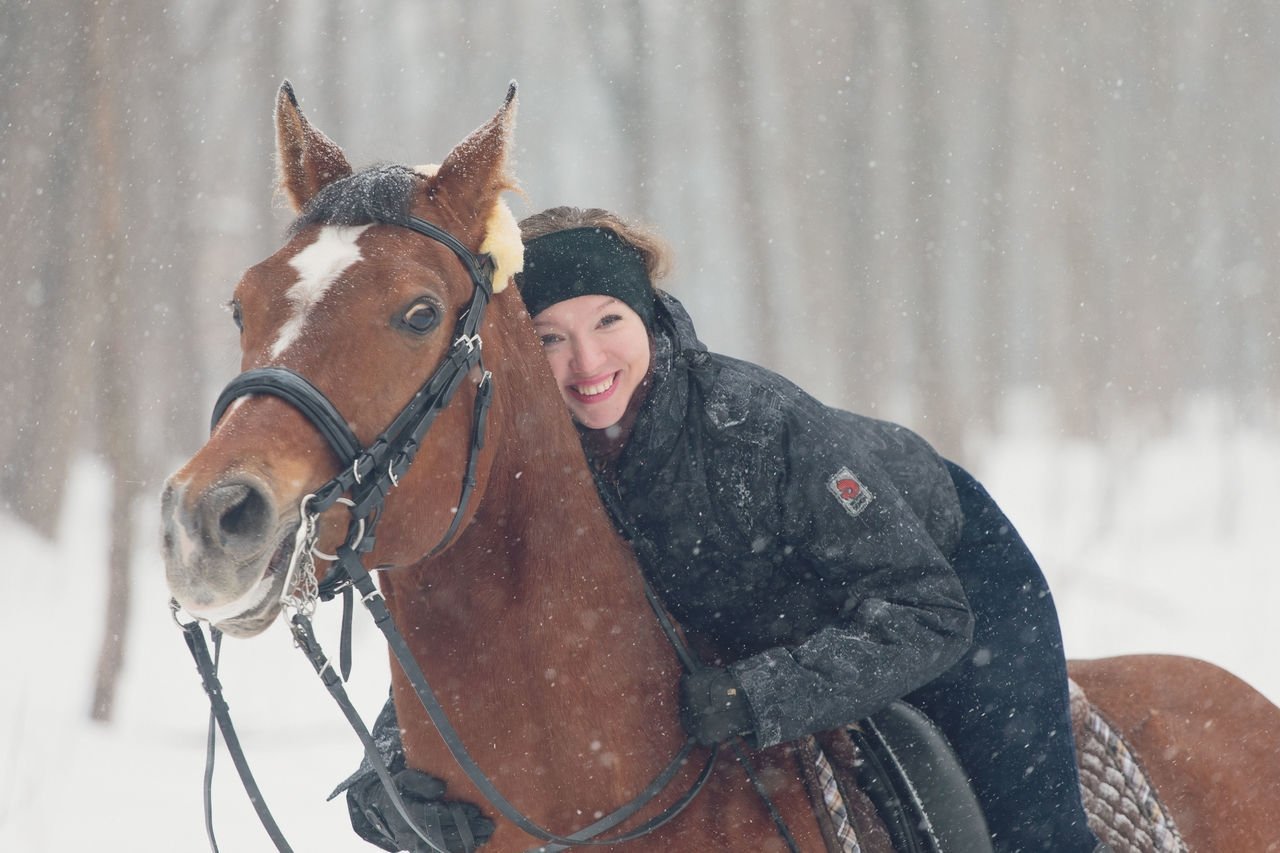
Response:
[177,214,729,853]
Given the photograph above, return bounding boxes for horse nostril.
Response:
[209,481,273,551]
[222,487,262,535]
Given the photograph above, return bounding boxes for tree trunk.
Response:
[900,2,960,455]
[86,0,136,723]
[0,4,93,537]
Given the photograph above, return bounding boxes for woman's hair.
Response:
[518,206,672,285]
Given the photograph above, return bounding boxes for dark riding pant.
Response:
[905,462,1100,853]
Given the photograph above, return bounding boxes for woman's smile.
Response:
[570,371,619,400]
[534,295,652,430]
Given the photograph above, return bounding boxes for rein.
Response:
[174,214,741,852]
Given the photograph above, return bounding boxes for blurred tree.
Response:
[86,0,139,724]
[971,1,1017,435]
[0,4,95,537]
[900,1,959,455]
[715,6,780,369]
[582,0,657,221]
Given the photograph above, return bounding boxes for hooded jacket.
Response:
[592,293,974,748]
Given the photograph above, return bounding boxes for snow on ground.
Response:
[2,424,1276,852]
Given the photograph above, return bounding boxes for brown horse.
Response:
[162,84,1280,852]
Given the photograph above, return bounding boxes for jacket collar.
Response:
[614,292,704,482]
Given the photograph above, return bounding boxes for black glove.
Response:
[678,667,754,746]
[347,768,495,852]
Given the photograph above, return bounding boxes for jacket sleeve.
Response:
[728,413,974,748]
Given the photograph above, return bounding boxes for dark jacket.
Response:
[594,293,974,748]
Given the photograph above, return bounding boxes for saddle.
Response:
[798,690,1190,853]
[798,701,992,853]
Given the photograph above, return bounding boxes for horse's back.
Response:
[1069,654,1280,852]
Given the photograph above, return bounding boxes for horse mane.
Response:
[288,163,419,234]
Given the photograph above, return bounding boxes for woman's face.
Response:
[532,294,652,430]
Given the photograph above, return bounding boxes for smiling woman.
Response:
[506,207,1105,852]
[532,291,652,430]
[524,224,661,432]
[341,203,1112,853]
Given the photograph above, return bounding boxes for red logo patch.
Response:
[828,467,873,517]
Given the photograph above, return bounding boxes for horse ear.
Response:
[431,82,519,241]
[274,80,353,212]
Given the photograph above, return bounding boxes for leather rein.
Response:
[172,214,727,853]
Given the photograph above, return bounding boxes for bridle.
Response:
[172,213,742,853]
[208,214,496,547]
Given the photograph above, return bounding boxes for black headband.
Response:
[516,227,656,329]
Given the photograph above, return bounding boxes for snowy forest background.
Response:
[2,1,1278,850]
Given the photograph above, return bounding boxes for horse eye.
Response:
[399,299,441,334]
[229,299,244,332]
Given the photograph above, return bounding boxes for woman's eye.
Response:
[539,333,562,347]
[598,314,622,328]
[399,300,441,334]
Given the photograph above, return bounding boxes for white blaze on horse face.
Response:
[271,224,371,358]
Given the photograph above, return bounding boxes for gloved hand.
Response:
[347,768,495,852]
[678,667,754,746]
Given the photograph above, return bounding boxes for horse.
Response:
[162,83,1280,852]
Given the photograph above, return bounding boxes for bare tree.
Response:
[971,1,1017,435]
[86,0,141,723]
[899,2,962,455]
[0,4,96,537]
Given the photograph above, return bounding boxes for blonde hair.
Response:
[518,207,672,285]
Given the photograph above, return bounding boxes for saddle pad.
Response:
[1069,680,1189,853]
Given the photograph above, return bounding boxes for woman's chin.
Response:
[573,409,622,431]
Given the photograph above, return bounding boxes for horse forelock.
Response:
[289,163,419,234]
[287,161,521,294]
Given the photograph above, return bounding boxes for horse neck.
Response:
[451,377,680,695]
[455,309,672,663]
[386,326,688,806]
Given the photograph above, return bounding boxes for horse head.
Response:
[162,82,524,637]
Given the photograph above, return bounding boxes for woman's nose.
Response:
[570,338,604,373]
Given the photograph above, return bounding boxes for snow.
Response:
[2,423,1277,852]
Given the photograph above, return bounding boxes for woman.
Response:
[342,207,1106,853]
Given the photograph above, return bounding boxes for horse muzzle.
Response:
[162,473,296,637]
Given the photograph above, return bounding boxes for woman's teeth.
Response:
[575,375,615,397]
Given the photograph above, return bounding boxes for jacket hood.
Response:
[654,291,707,358]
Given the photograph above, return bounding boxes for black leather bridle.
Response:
[209,214,496,546]
[173,213,735,853]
